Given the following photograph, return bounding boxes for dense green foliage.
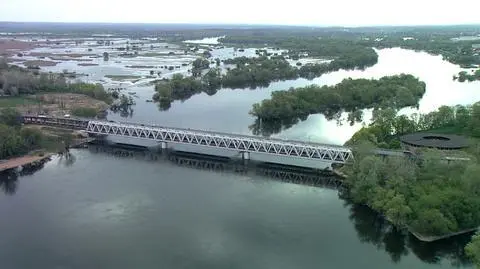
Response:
[345,104,480,239]
[345,146,480,237]
[70,107,98,118]
[0,108,69,159]
[346,103,480,149]
[456,69,480,82]
[250,74,426,126]
[222,56,298,88]
[466,232,480,268]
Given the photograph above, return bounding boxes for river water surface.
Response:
[0,149,475,269]
[1,44,479,269]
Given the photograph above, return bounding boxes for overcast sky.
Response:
[1,0,479,26]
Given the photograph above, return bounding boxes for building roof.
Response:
[400,133,469,150]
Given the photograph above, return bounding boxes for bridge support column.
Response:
[241,151,250,165]
[160,142,168,150]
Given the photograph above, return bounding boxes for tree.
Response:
[465,232,480,268]
[0,108,22,127]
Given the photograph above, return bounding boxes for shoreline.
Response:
[0,153,53,172]
[409,227,479,242]
[332,168,478,242]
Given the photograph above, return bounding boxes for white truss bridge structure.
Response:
[85,120,354,164]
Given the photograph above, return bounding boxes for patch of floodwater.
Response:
[209,47,289,61]
[183,36,225,44]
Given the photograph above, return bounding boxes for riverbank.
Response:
[334,168,479,243]
[410,227,479,242]
[0,153,53,172]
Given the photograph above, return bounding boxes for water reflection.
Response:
[408,233,473,267]
[0,158,51,195]
[58,152,77,167]
[110,106,134,118]
[249,117,300,137]
[0,170,18,195]
[346,202,473,267]
[87,145,343,189]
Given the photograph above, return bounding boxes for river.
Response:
[1,45,478,268]
[0,147,474,269]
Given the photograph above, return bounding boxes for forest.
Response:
[250,74,426,126]
[344,144,480,237]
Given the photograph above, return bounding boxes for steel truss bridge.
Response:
[23,115,353,164]
[22,115,471,165]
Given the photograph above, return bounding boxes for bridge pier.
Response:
[241,151,250,165]
[160,142,168,150]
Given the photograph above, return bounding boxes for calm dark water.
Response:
[0,148,474,269]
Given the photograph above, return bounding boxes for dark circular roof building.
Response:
[400,133,469,150]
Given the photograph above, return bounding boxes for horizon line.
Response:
[1,21,480,29]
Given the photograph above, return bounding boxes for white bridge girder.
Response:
[86,121,354,164]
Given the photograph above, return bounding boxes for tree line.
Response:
[346,103,480,150]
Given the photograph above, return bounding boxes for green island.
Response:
[340,104,480,265]
[249,74,426,135]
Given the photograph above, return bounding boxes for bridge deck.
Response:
[86,120,354,164]
[21,116,471,164]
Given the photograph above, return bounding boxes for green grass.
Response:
[105,75,142,81]
[0,96,41,107]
